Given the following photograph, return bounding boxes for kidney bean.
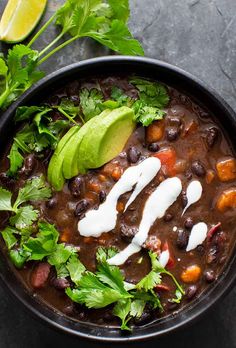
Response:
[204,270,216,283]
[163,212,174,222]
[69,176,85,198]
[99,190,106,203]
[127,147,141,163]
[186,285,198,299]
[120,224,137,242]
[191,160,206,177]
[148,142,160,152]
[166,127,179,141]
[74,199,89,217]
[176,229,189,249]
[46,197,57,209]
[52,277,70,290]
[31,262,51,289]
[184,217,194,230]
[206,127,218,148]
[21,154,36,176]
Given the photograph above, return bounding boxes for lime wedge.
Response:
[0,0,47,43]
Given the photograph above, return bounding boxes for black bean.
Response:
[167,300,179,310]
[120,224,137,242]
[206,127,219,148]
[52,277,70,290]
[46,197,57,209]
[204,270,216,283]
[184,217,194,230]
[168,116,182,127]
[103,311,115,322]
[206,245,218,264]
[191,160,206,177]
[63,305,74,315]
[185,170,193,181]
[69,176,84,198]
[21,154,36,176]
[166,127,179,141]
[0,172,15,190]
[74,199,89,217]
[133,308,152,325]
[127,147,141,163]
[70,95,80,106]
[186,285,198,299]
[164,212,173,222]
[99,190,106,203]
[182,192,188,208]
[119,151,127,159]
[148,142,160,152]
[196,245,205,255]
[176,229,189,249]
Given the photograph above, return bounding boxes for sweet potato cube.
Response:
[216,158,236,182]
[216,188,236,212]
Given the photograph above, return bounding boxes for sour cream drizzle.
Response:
[78,157,161,238]
[186,222,208,252]
[108,177,182,266]
[182,180,202,216]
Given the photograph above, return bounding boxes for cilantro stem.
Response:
[37,35,80,66]
[57,107,78,125]
[38,31,65,58]
[163,270,185,295]
[27,13,57,48]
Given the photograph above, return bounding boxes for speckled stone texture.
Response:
[0,0,235,347]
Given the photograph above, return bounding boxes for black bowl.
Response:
[0,56,235,342]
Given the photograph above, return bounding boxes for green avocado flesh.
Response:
[47,126,80,191]
[62,109,111,179]
[79,106,135,170]
[48,106,135,191]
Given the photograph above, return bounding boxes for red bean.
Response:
[31,262,51,289]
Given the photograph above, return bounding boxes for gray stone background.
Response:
[0,0,236,347]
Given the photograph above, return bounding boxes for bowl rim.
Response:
[0,55,236,342]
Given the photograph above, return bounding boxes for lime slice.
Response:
[0,0,47,43]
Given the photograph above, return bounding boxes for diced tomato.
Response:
[154,147,177,177]
[207,222,221,240]
[162,241,175,269]
[155,284,170,292]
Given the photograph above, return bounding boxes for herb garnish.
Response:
[0,0,144,110]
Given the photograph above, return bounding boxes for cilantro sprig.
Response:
[0,0,144,110]
[0,176,51,229]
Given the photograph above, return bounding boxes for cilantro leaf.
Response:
[171,289,183,304]
[136,270,162,292]
[15,106,50,122]
[7,142,24,176]
[113,299,132,331]
[88,20,144,56]
[13,176,51,209]
[23,222,59,260]
[130,78,170,126]
[1,226,18,249]
[0,187,14,211]
[66,254,86,285]
[9,205,39,229]
[9,248,30,268]
[130,299,145,318]
[79,88,104,121]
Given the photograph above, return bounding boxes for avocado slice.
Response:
[47,126,80,190]
[78,106,135,170]
[62,109,111,179]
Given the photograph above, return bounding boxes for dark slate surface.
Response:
[0,0,236,347]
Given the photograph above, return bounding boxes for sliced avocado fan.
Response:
[48,106,135,191]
